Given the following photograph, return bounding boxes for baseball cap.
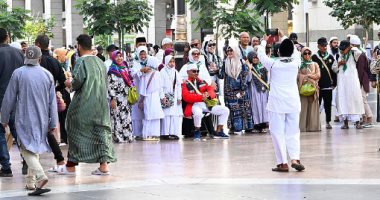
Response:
[25,46,42,66]
[339,40,351,51]
[317,37,328,46]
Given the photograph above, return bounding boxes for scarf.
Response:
[341,51,351,72]
[318,51,329,60]
[300,59,313,70]
[108,51,133,87]
[252,63,263,76]
[224,46,242,80]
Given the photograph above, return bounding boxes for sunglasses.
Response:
[190,43,199,48]
[192,53,200,56]
[191,70,200,73]
[208,43,216,47]
[303,52,312,55]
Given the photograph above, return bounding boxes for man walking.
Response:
[0,28,24,177]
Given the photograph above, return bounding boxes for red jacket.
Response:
[182,77,216,117]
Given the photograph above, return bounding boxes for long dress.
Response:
[334,50,365,121]
[108,73,133,142]
[130,60,145,137]
[160,66,183,135]
[139,69,165,138]
[247,63,269,129]
[66,55,116,164]
[221,63,253,132]
[297,62,321,132]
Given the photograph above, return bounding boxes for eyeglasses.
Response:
[303,52,312,55]
[192,53,200,56]
[208,43,216,47]
[191,70,200,73]
[190,43,199,48]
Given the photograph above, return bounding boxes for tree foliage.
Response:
[323,0,380,32]
[188,0,263,38]
[250,0,298,15]
[76,0,152,46]
[0,0,30,41]
[24,16,56,44]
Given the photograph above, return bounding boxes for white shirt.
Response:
[257,38,301,113]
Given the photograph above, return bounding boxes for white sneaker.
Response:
[59,143,67,147]
[234,131,243,135]
[48,164,65,172]
[57,165,75,175]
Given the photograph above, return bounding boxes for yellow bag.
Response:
[205,98,219,107]
[299,82,316,96]
[128,86,138,105]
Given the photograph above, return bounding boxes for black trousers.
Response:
[47,133,65,163]
[58,89,71,144]
[319,89,332,123]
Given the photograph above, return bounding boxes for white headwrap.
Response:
[136,46,148,62]
[164,55,174,68]
[224,46,242,80]
[188,48,201,63]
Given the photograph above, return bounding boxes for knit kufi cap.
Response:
[247,51,258,62]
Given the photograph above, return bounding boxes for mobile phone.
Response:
[266,28,278,36]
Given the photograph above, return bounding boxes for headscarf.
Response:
[108,50,133,87]
[136,46,148,66]
[165,55,175,68]
[158,48,174,71]
[188,48,202,70]
[224,46,242,80]
[300,47,313,70]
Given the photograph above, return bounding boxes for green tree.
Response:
[76,0,152,47]
[324,0,380,37]
[188,0,263,39]
[24,16,56,44]
[0,0,30,41]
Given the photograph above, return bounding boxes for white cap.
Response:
[329,36,338,43]
[350,35,361,45]
[161,38,173,46]
[187,63,198,71]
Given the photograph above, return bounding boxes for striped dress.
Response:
[66,55,116,164]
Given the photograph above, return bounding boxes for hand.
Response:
[64,79,71,88]
[371,81,377,88]
[373,51,378,59]
[110,99,117,109]
[49,128,57,133]
[138,100,144,111]
[211,82,217,91]
[177,99,182,105]
[2,123,8,128]
[202,93,208,101]
[278,29,284,38]
[338,60,346,66]
[262,34,269,42]
[161,98,167,105]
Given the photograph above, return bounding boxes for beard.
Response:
[331,46,339,54]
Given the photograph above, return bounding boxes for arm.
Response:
[55,60,67,91]
[0,72,18,125]
[71,58,87,92]
[206,84,217,99]
[159,71,165,99]
[49,77,58,129]
[308,63,321,81]
[176,72,182,100]
[257,40,276,70]
[182,83,203,103]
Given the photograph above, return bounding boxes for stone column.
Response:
[50,0,63,47]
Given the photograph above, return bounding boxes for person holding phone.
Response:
[255,29,305,172]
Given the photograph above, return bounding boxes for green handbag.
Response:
[299,82,316,96]
[128,86,138,105]
[205,98,219,108]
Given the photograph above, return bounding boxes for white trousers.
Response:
[192,102,229,128]
[161,116,182,136]
[132,119,143,137]
[142,119,160,138]
[268,111,301,164]
[20,145,48,188]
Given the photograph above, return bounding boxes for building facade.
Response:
[8,0,83,48]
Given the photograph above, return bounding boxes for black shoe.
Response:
[168,135,179,140]
[160,135,170,140]
[0,168,13,177]
[28,188,51,196]
[22,160,28,175]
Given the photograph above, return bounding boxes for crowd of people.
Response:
[0,26,379,195]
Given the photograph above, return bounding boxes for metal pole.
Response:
[306,12,309,47]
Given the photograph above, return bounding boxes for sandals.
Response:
[48,164,65,173]
[291,160,305,171]
[272,163,289,172]
[91,168,110,176]
[341,125,349,129]
[143,136,160,141]
[28,188,51,196]
[326,124,332,129]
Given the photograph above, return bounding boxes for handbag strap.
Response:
[146,71,155,90]
[186,80,202,95]
[173,72,177,91]
[316,54,333,82]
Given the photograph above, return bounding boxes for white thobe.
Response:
[333,49,364,121]
[139,69,165,138]
[159,67,183,135]
[130,60,145,136]
[257,38,302,164]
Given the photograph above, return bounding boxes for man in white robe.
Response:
[160,55,183,140]
[332,40,365,129]
[256,30,305,172]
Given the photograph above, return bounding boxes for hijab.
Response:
[108,50,133,87]
[300,47,313,70]
[224,46,242,80]
[158,48,174,71]
[136,46,148,66]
